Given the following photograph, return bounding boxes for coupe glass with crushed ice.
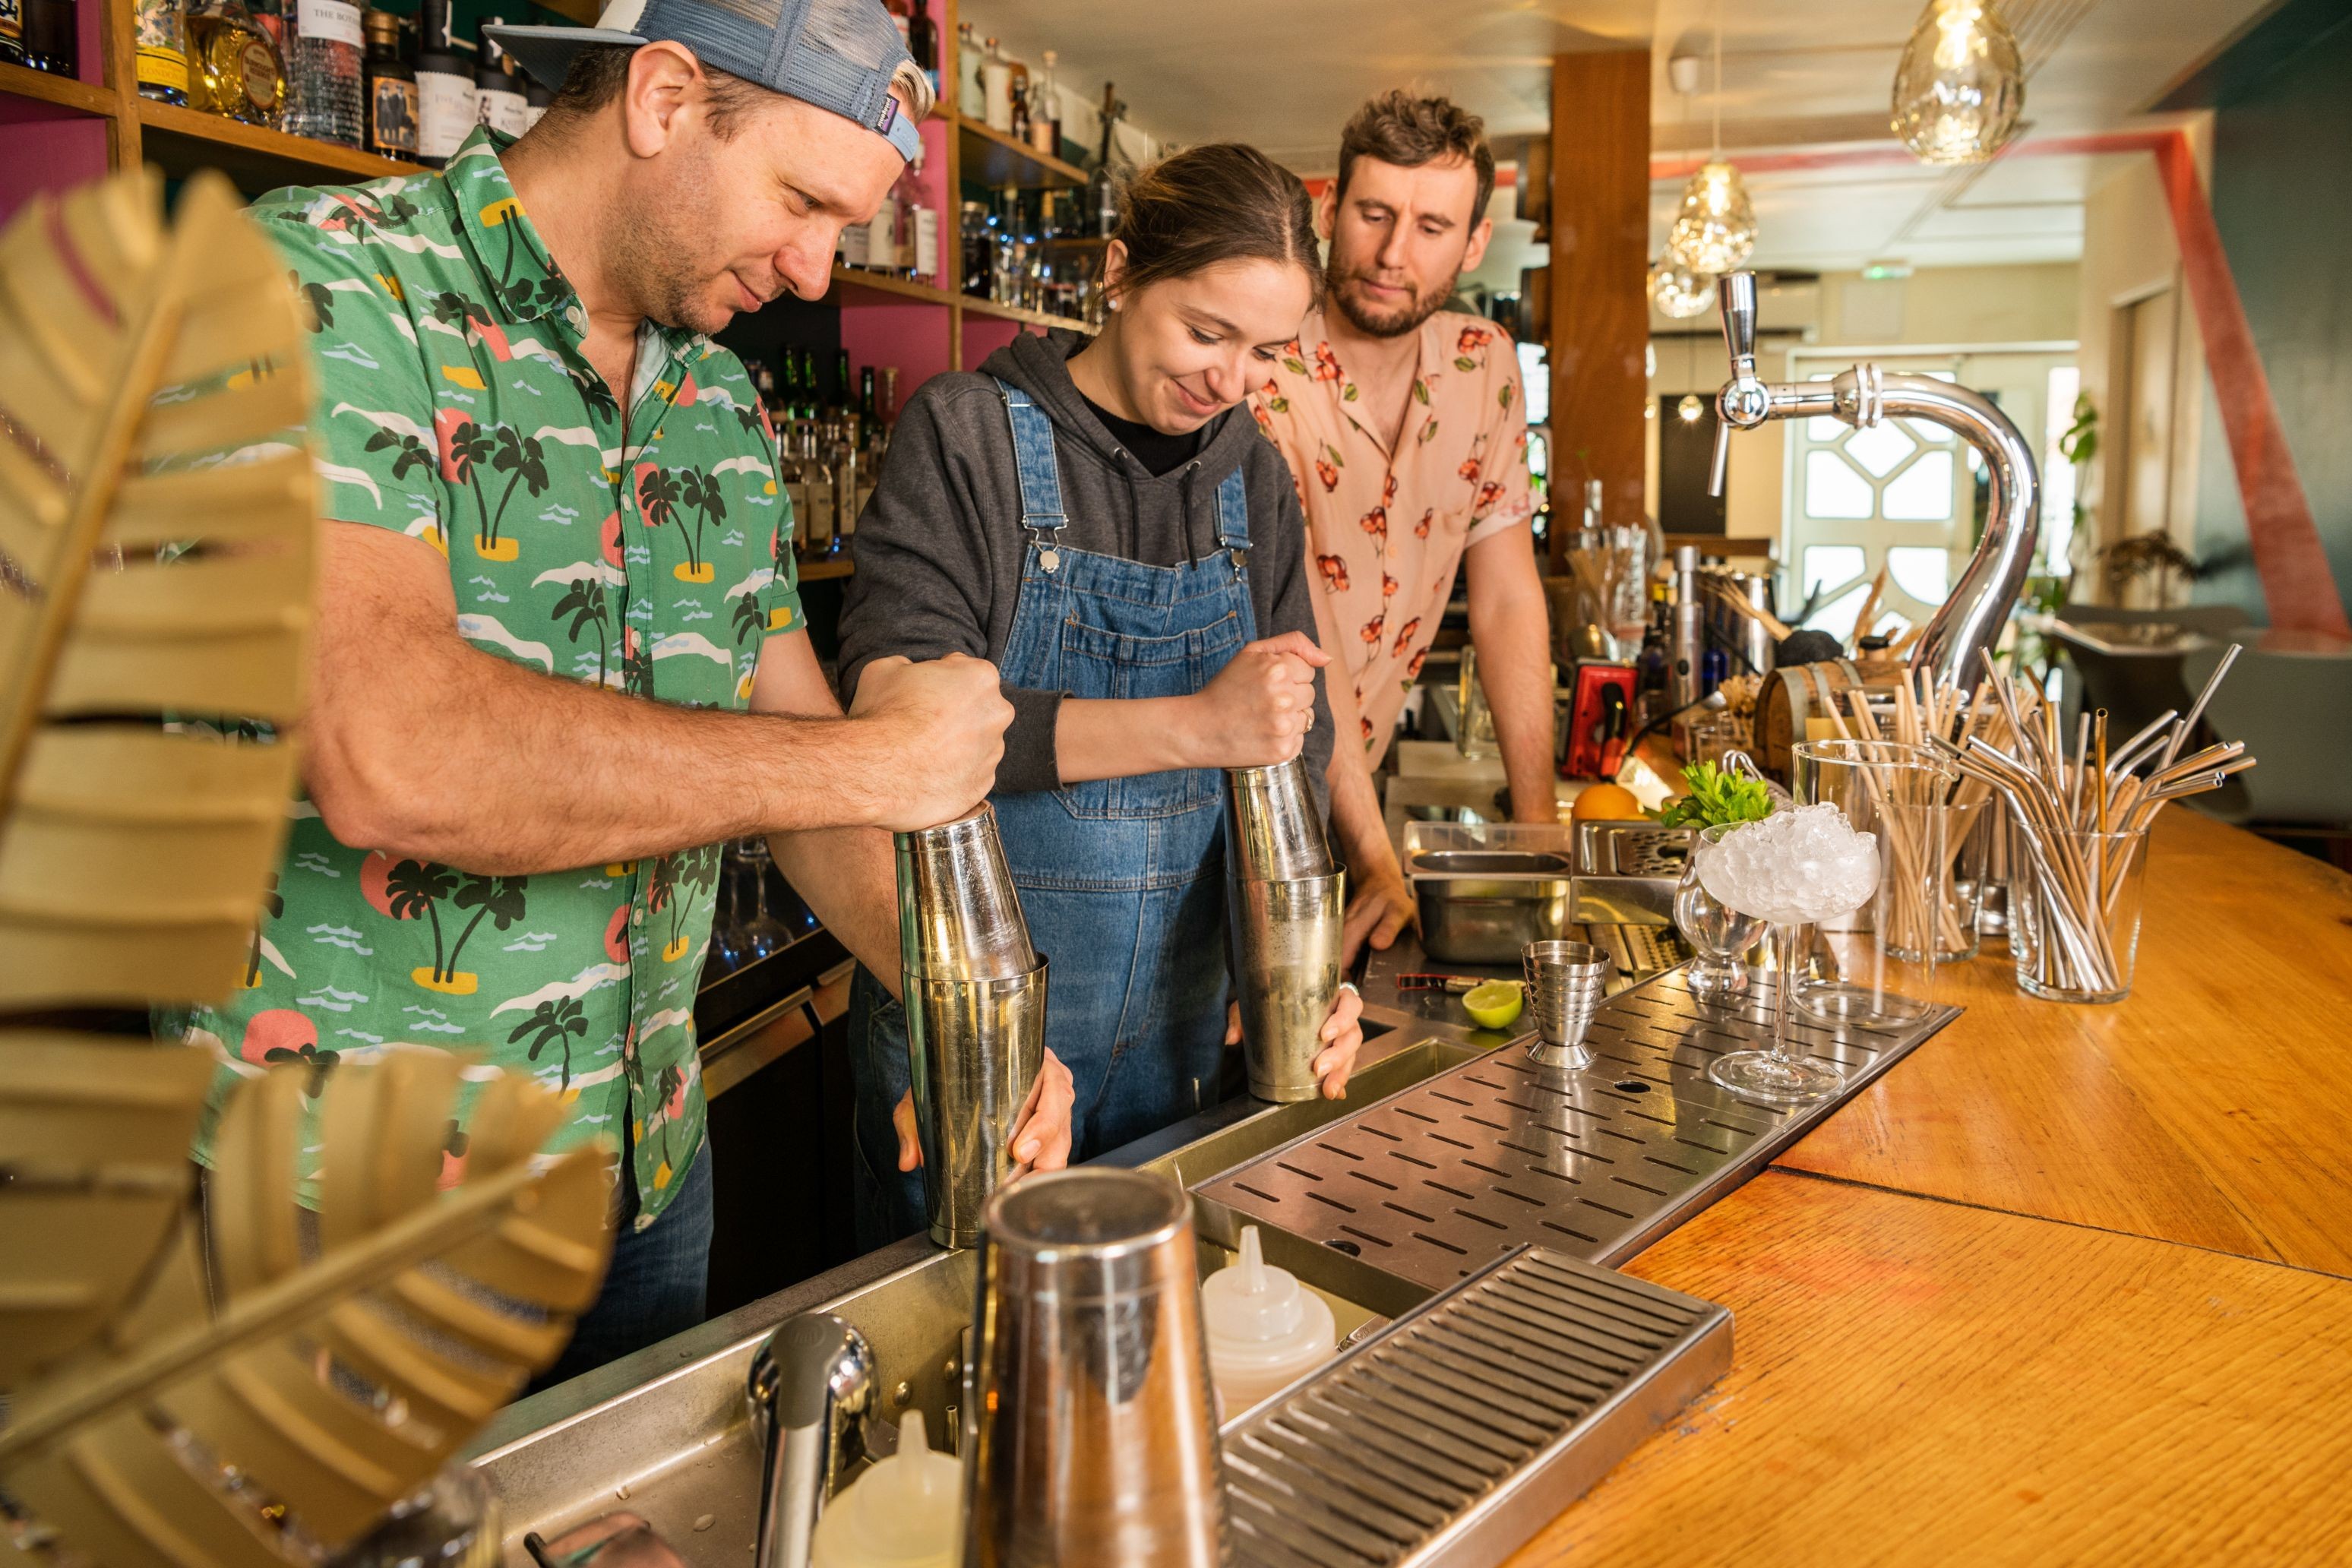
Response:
[1696,803,1882,1104]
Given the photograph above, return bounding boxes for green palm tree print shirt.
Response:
[168,128,801,1225]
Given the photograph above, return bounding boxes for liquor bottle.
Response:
[134,0,188,102]
[862,168,898,273]
[21,0,75,76]
[1029,50,1061,158]
[774,414,806,545]
[858,365,877,430]
[801,423,836,558]
[473,22,526,137]
[878,366,899,433]
[187,0,287,128]
[896,147,936,280]
[905,0,935,96]
[980,37,1010,132]
[0,0,24,67]
[413,0,473,168]
[521,75,550,130]
[284,0,365,146]
[954,21,979,119]
[362,8,417,160]
[832,349,852,418]
[1089,83,1125,237]
[249,0,282,51]
[834,413,865,545]
[1007,55,1029,143]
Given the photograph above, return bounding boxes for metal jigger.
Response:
[1522,939,1611,1070]
[896,805,1047,1250]
[1225,757,1343,1102]
[964,1169,1228,1568]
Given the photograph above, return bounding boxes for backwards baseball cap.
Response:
[485,0,922,161]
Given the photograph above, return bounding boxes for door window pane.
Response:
[1887,545,1951,605]
[1882,450,1955,520]
[1804,450,1876,519]
[1845,422,1917,477]
[1804,544,1867,595]
[1807,582,1870,643]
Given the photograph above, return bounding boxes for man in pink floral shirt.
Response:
[1251,90,1555,963]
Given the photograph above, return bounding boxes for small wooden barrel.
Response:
[1755,659,1903,779]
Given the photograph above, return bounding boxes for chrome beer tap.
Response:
[1707,270,2040,692]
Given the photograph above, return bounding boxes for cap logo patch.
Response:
[877,96,898,132]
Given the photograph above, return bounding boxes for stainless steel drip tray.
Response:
[1197,967,1958,1289]
[1221,1246,1731,1568]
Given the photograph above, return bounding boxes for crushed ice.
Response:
[1697,803,1880,925]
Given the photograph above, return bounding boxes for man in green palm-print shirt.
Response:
[165,0,1073,1386]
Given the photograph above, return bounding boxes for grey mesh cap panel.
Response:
[482,0,920,160]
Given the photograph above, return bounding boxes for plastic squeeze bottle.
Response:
[1200,1226,1337,1415]
[808,1409,962,1568]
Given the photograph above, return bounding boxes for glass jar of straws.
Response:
[2007,822,2151,1003]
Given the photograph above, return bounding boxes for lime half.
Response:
[1461,980,1524,1029]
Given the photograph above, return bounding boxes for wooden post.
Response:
[1546,50,1649,571]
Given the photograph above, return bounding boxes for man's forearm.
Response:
[1317,652,1402,884]
[1471,590,1559,824]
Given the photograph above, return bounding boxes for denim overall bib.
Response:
[849,383,1257,1246]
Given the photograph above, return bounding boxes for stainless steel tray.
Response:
[1222,1246,1731,1568]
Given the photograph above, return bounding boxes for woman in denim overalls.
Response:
[837,145,1366,1247]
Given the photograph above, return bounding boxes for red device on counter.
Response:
[1561,662,1636,779]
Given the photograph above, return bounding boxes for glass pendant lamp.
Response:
[1666,4,1756,276]
[1891,0,2025,165]
[1651,253,1718,319]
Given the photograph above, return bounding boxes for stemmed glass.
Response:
[735,837,794,961]
[707,843,749,975]
[1697,805,1882,1106]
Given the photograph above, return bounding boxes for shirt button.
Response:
[632,907,645,925]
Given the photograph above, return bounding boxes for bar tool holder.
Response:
[1224,758,1342,1103]
[965,1169,1228,1568]
[1709,269,2041,694]
[896,806,1048,1250]
[746,1313,874,1568]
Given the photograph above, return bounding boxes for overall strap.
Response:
[994,378,1067,568]
[1213,464,1250,577]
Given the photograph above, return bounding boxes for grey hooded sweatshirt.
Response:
[837,329,1334,800]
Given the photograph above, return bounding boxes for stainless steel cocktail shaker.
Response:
[896,805,1048,1250]
[1225,757,1342,1102]
[964,1169,1228,1568]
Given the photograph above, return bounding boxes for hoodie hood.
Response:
[980,328,1265,563]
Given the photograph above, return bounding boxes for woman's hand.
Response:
[1223,985,1366,1100]
[1182,632,1329,768]
[893,1048,1076,1175]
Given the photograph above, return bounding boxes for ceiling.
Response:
[961,0,2285,278]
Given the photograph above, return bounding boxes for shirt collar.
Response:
[446,127,582,333]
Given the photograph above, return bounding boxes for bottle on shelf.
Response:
[473,21,526,137]
[362,8,416,160]
[895,147,937,280]
[858,365,877,430]
[905,0,936,96]
[0,0,24,68]
[878,367,899,434]
[20,0,76,77]
[134,0,188,103]
[954,20,980,120]
[980,36,1011,133]
[1089,83,1125,238]
[413,0,473,169]
[831,349,852,418]
[801,422,837,559]
[522,74,550,130]
[283,0,365,146]
[186,0,288,128]
[776,414,808,546]
[1007,55,1029,143]
[959,200,993,300]
[249,0,282,52]
[834,413,866,545]
[1029,50,1061,159]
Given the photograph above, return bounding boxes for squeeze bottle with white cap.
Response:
[1200,1225,1336,1415]
[808,1410,962,1568]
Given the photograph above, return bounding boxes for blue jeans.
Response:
[530,1140,714,1393]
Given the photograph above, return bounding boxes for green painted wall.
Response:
[2180,2,2352,624]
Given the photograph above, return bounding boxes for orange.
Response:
[1570,782,1642,822]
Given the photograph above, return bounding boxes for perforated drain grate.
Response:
[1220,1246,1732,1567]
[1201,967,1955,1288]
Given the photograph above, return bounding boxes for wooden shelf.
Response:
[798,556,855,580]
[827,264,957,308]
[955,112,1088,190]
[0,59,116,115]
[137,99,423,192]
[960,292,1095,335]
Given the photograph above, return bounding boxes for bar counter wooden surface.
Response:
[1512,808,2352,1563]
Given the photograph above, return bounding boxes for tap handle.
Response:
[1718,270,1759,378]
[1709,418,1731,499]
[750,1314,875,1568]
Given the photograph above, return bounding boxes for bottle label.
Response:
[138,43,189,90]
[0,0,24,46]
[371,74,418,154]
[241,37,283,112]
[476,85,526,136]
[296,0,361,47]
[912,206,938,279]
[841,223,868,267]
[418,68,476,159]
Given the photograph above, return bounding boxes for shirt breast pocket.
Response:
[1052,609,1245,820]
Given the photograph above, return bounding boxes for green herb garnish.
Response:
[1649,761,1773,830]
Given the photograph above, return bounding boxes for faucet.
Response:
[746,1313,875,1568]
[1709,270,2040,692]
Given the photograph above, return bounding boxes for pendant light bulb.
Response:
[1891,0,2025,165]
[1666,162,1756,276]
[1677,394,1706,423]
[1650,253,1718,320]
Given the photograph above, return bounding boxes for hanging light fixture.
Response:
[1651,253,1718,319]
[1677,393,1707,423]
[1666,2,1757,275]
[1891,0,2025,165]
